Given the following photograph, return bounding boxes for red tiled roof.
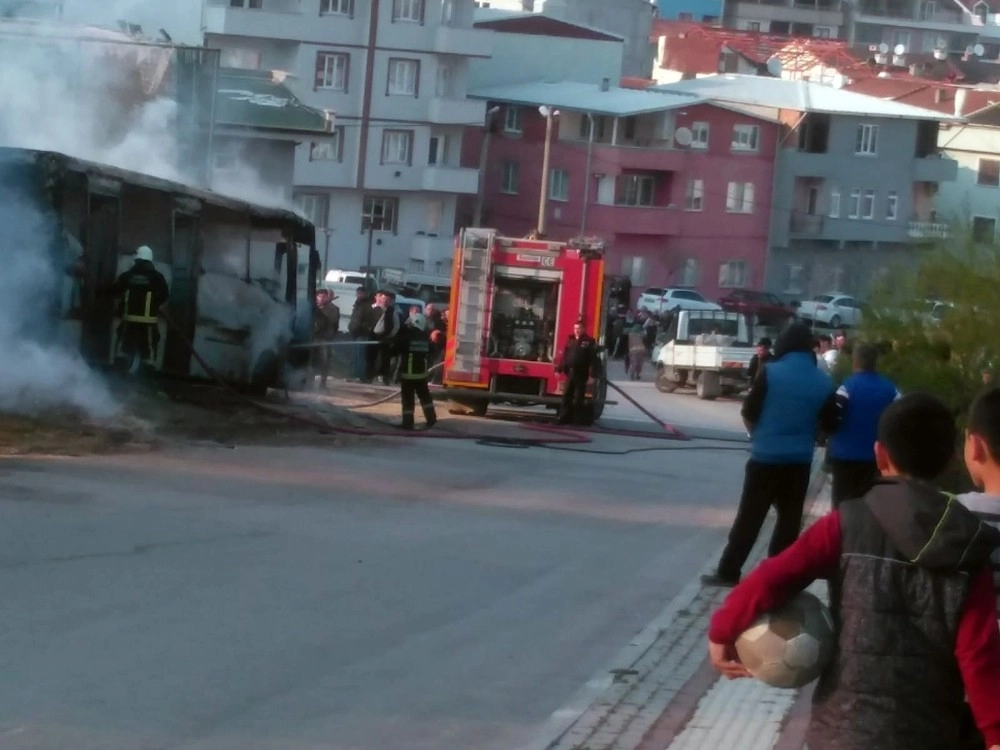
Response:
[475,15,621,41]
[843,76,1000,116]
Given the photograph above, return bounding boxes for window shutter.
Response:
[315,53,324,90]
[725,181,737,211]
[745,183,755,211]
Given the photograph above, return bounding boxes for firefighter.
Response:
[111,245,169,375]
[396,312,438,430]
[557,317,598,426]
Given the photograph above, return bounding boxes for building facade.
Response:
[723,0,845,38]
[203,0,490,278]
[657,0,724,24]
[462,80,778,302]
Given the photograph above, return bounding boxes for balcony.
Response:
[730,0,843,24]
[908,221,950,240]
[854,4,979,31]
[584,203,681,236]
[790,212,825,236]
[428,97,485,126]
[588,143,686,172]
[914,155,958,183]
[203,0,362,45]
[433,25,493,58]
[410,234,454,264]
[422,166,479,194]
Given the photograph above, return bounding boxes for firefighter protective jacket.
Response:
[559,333,597,376]
[112,260,169,325]
[395,327,432,381]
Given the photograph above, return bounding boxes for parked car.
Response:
[718,289,795,326]
[637,287,722,314]
[796,292,863,328]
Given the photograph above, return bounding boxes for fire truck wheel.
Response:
[590,377,608,420]
[655,366,679,394]
[696,371,722,400]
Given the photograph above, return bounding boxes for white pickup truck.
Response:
[652,310,754,400]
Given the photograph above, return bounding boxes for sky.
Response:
[64,0,203,44]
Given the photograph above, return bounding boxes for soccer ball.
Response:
[734,591,835,689]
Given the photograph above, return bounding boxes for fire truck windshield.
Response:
[487,276,558,362]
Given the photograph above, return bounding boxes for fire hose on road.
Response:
[152,311,750,455]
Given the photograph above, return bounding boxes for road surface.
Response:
[0,375,749,750]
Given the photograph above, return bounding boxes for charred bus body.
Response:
[1,147,318,392]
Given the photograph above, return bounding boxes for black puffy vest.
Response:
[807,500,973,750]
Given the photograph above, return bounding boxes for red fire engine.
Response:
[442,228,609,419]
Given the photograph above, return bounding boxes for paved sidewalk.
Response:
[523,465,831,750]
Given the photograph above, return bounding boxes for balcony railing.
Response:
[907,221,950,239]
[790,212,824,235]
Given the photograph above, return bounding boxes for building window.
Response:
[862,189,875,219]
[678,11,693,20]
[725,181,755,213]
[893,29,911,48]
[315,52,349,91]
[309,128,344,161]
[392,0,423,22]
[785,264,805,295]
[435,64,452,97]
[886,190,898,220]
[579,115,607,140]
[685,179,704,210]
[972,216,996,242]
[428,134,446,165]
[731,124,759,152]
[296,193,329,228]
[829,187,840,217]
[504,106,522,134]
[848,188,861,218]
[381,130,413,165]
[747,21,760,31]
[617,175,655,206]
[622,256,647,285]
[814,26,831,37]
[320,0,353,14]
[501,160,519,194]
[719,260,749,289]
[362,196,399,233]
[426,199,444,233]
[230,0,263,7]
[549,168,569,201]
[691,122,709,149]
[977,158,1000,187]
[855,124,878,155]
[387,58,419,96]
[441,0,454,23]
[220,48,261,69]
[678,258,699,286]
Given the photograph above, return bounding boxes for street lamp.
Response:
[536,105,560,238]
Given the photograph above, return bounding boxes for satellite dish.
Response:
[674,127,693,147]
[878,71,890,78]
[934,49,948,60]
[893,43,906,55]
[766,55,783,77]
[974,43,985,56]
[538,105,551,117]
[879,42,890,54]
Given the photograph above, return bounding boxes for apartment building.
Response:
[657,75,958,298]
[657,0,725,24]
[848,0,1000,57]
[723,0,845,38]
[203,0,491,278]
[462,79,779,301]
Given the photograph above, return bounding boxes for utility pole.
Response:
[473,106,501,227]
[363,222,375,275]
[537,106,558,238]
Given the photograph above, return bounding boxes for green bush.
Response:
[859,233,1000,492]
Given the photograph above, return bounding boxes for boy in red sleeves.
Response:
[707,393,1000,750]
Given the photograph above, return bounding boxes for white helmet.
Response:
[135,245,154,262]
[407,313,428,332]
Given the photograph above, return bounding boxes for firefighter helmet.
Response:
[408,313,428,332]
[135,245,154,262]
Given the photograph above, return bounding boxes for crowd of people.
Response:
[701,320,1000,750]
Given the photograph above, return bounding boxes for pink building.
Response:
[459,80,778,303]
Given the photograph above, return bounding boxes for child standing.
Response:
[707,393,1000,750]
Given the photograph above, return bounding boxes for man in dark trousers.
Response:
[110,245,169,375]
[702,323,839,587]
[395,312,437,430]
[557,317,598,426]
[827,343,901,507]
[347,286,372,381]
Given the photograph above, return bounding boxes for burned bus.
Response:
[0,147,319,392]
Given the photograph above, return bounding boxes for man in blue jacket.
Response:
[827,343,900,507]
[703,323,838,587]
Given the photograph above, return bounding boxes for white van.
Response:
[325,269,375,290]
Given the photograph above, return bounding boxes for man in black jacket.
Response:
[347,287,372,381]
[557,317,598,426]
[746,337,772,382]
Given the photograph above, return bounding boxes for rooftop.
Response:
[473,9,623,41]
[844,76,1000,118]
[654,75,961,120]
[468,79,701,116]
[215,69,332,134]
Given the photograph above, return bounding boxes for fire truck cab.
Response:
[443,228,609,419]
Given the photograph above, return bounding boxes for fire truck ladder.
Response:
[451,228,495,381]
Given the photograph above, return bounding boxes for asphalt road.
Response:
[0,376,749,750]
